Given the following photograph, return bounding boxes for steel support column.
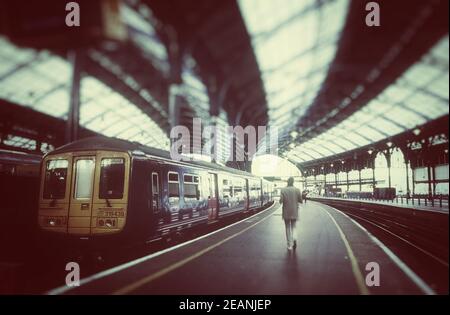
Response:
[405,158,411,198]
[346,171,349,191]
[372,166,376,195]
[432,165,436,197]
[65,49,83,144]
[358,169,362,192]
[427,164,433,199]
[385,151,392,189]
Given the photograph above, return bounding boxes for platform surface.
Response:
[50,201,435,295]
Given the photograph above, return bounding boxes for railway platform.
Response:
[49,201,445,295]
[312,197,449,213]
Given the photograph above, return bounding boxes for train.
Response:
[0,149,41,226]
[373,187,396,200]
[0,150,41,259]
[37,136,275,252]
[344,188,396,200]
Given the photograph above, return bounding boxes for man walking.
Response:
[279,177,303,250]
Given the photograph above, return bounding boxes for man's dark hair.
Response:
[287,177,294,186]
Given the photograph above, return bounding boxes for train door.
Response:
[68,156,96,235]
[39,154,72,233]
[208,173,218,221]
[91,151,130,235]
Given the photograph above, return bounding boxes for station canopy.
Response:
[0,4,176,151]
[284,36,449,163]
[0,2,236,159]
[239,0,449,163]
[0,0,448,163]
[239,0,350,130]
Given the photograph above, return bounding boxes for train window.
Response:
[99,158,125,199]
[152,173,159,194]
[232,177,242,198]
[43,159,68,199]
[152,173,160,213]
[74,159,95,199]
[184,174,200,199]
[168,172,180,197]
[222,178,232,197]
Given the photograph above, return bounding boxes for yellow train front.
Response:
[38,141,132,253]
[37,136,274,254]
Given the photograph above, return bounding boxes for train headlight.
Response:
[45,216,66,227]
[97,218,116,228]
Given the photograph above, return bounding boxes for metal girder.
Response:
[146,0,268,131]
[298,115,448,170]
[83,54,170,132]
[252,0,329,43]
[0,53,42,82]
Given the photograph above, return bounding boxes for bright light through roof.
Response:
[252,154,301,177]
[239,0,350,131]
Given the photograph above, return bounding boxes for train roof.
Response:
[47,136,260,178]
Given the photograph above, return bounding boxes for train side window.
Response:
[222,178,232,198]
[43,159,69,199]
[184,174,200,200]
[233,177,243,199]
[168,172,180,207]
[99,158,125,199]
[74,159,95,199]
[168,171,180,197]
[152,172,160,213]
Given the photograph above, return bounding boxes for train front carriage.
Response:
[38,149,131,241]
[37,136,274,255]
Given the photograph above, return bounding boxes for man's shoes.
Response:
[293,240,297,250]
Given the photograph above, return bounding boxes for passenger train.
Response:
[37,136,274,251]
[0,150,40,250]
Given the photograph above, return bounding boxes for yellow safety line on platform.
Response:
[323,209,370,295]
[112,206,279,295]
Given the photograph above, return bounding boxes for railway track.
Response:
[316,199,449,294]
[0,204,271,294]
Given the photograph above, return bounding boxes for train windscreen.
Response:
[43,159,68,199]
[99,158,125,199]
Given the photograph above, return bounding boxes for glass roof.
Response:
[0,0,233,159]
[121,3,169,74]
[285,36,449,163]
[0,35,170,150]
[239,0,350,131]
[0,3,174,152]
